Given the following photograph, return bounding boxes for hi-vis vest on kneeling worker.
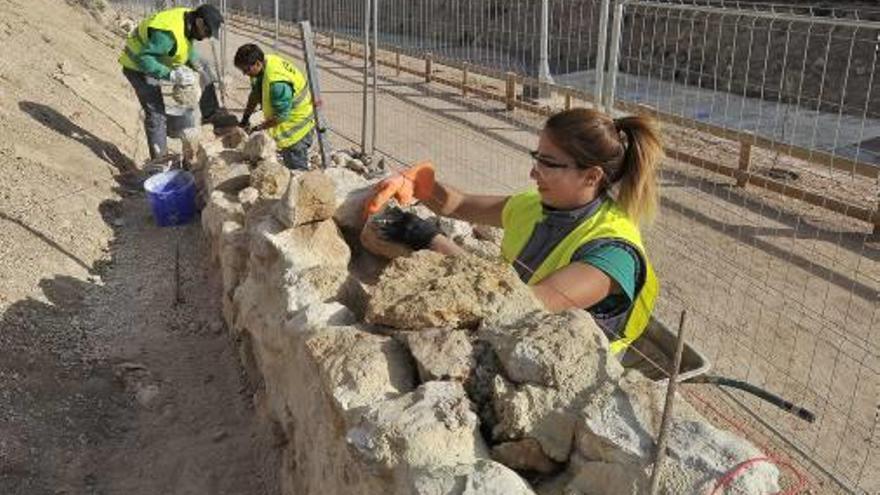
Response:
[119,7,191,72]
[500,190,659,355]
[261,54,315,149]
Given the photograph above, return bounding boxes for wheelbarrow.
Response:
[622,317,816,423]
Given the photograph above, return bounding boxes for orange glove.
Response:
[363,161,435,217]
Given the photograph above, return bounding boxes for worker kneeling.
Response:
[364,109,662,356]
[235,44,315,170]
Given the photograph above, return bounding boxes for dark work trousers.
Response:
[279,130,315,170]
[123,67,166,160]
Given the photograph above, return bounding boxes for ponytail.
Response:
[613,115,663,225]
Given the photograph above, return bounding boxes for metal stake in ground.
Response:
[174,227,183,306]
[648,310,688,494]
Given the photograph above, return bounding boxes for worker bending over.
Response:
[119,4,224,160]
[234,44,315,170]
[365,108,662,355]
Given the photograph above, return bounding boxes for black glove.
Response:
[376,208,441,251]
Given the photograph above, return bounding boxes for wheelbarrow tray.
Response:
[620,316,711,382]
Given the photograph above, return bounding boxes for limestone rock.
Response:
[360,218,412,259]
[219,221,249,328]
[408,460,536,495]
[222,127,248,149]
[565,457,648,495]
[480,310,620,389]
[366,251,542,330]
[268,219,351,275]
[489,377,577,462]
[201,191,244,262]
[274,170,337,228]
[250,159,290,199]
[325,167,374,235]
[345,381,487,471]
[305,326,415,412]
[303,265,367,315]
[330,150,351,168]
[482,311,623,462]
[491,438,560,474]
[288,302,357,332]
[242,131,277,163]
[180,128,200,167]
[237,187,259,210]
[346,158,368,174]
[572,372,780,494]
[461,459,536,494]
[399,328,475,382]
[205,158,250,195]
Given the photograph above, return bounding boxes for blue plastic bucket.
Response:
[143,169,196,227]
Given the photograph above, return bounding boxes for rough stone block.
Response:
[399,328,475,382]
[305,326,416,412]
[325,167,374,235]
[345,381,487,471]
[366,251,541,330]
[491,438,560,474]
[274,170,337,228]
[288,302,357,332]
[201,191,244,262]
[222,127,248,149]
[251,158,290,199]
[242,131,277,163]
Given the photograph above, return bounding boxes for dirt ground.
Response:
[0,1,278,493]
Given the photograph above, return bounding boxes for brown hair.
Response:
[543,108,664,224]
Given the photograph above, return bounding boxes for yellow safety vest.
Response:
[119,7,191,72]
[260,54,315,149]
[500,190,659,355]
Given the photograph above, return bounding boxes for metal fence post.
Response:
[594,0,610,111]
[361,0,370,154]
[602,0,624,113]
[537,0,554,97]
[274,0,279,49]
[371,0,378,153]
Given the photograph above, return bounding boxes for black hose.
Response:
[686,375,816,423]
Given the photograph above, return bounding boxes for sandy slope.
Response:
[0,1,277,493]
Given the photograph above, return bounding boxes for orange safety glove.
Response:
[363,161,435,217]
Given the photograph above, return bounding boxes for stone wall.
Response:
[195,130,782,494]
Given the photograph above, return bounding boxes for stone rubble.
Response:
[197,136,781,495]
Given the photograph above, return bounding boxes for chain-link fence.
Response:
[110,0,880,492]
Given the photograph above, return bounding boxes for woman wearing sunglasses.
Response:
[363,108,663,355]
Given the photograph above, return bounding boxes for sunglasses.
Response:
[529,150,576,170]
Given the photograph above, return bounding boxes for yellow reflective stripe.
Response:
[291,86,311,107]
[276,114,315,140]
